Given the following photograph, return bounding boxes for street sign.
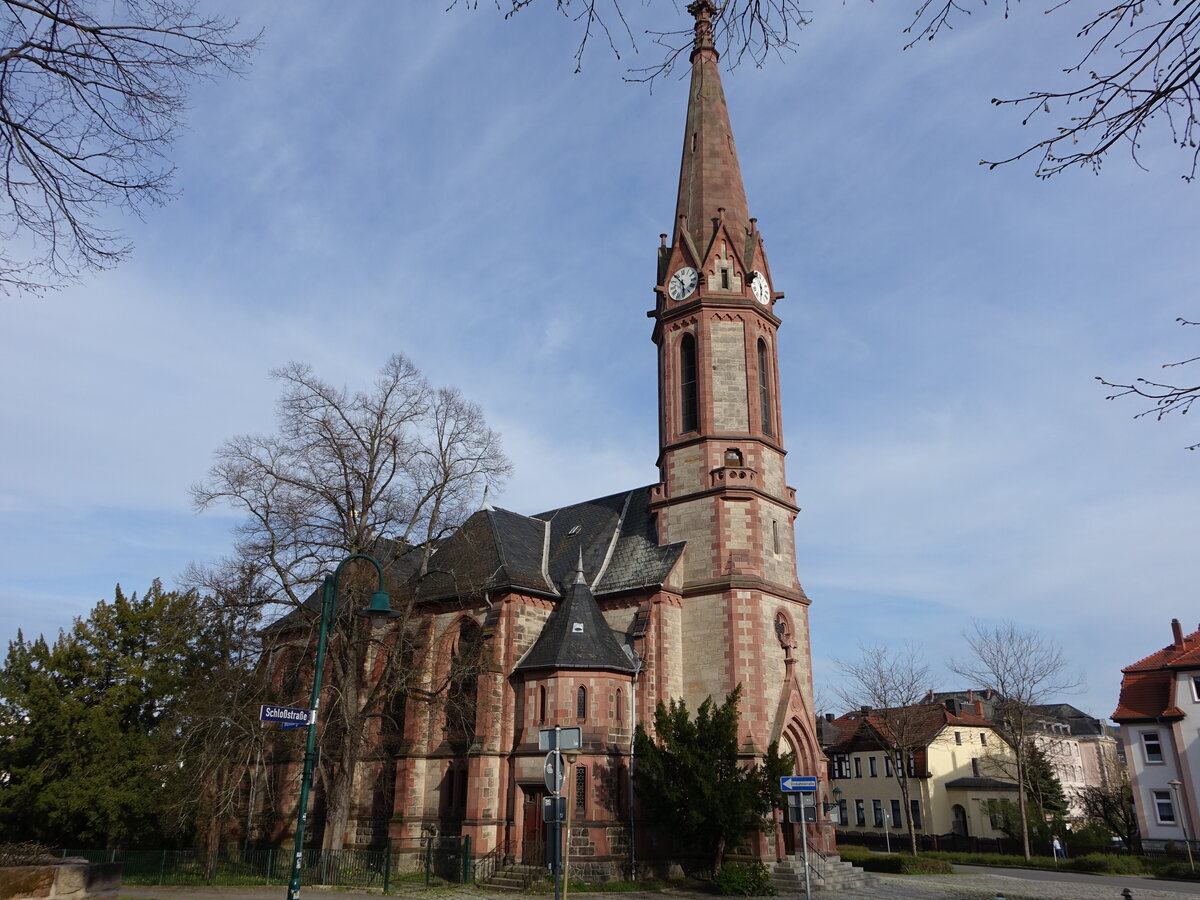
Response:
[779,775,818,793]
[538,726,582,752]
[543,751,564,795]
[260,705,313,726]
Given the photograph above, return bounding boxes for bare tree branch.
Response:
[906,0,1200,178]
[1098,318,1200,449]
[0,0,258,294]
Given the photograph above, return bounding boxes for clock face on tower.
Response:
[668,266,699,302]
[750,271,771,305]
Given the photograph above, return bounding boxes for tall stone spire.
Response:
[674,0,752,256]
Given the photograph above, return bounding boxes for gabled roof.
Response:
[823,703,995,754]
[515,561,637,675]
[1113,619,1200,723]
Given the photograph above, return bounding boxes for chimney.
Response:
[974,700,985,717]
[944,698,959,716]
[1172,618,1185,649]
[859,705,871,716]
[825,713,834,723]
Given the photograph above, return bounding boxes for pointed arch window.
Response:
[577,685,587,721]
[680,333,699,433]
[615,688,625,726]
[538,685,547,725]
[758,338,774,437]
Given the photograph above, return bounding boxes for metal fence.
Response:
[60,837,472,890]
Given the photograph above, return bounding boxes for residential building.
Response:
[823,701,1019,845]
[248,0,827,875]
[927,690,1123,822]
[1113,618,1200,850]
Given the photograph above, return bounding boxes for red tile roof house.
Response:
[1113,618,1200,851]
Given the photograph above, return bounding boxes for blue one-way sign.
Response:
[780,775,818,793]
[260,704,313,726]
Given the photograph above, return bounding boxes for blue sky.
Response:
[1,1,1197,722]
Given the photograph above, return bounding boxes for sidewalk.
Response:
[117,872,1199,900]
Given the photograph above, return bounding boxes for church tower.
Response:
[649,0,822,801]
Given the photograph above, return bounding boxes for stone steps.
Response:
[772,854,877,893]
[479,862,545,891]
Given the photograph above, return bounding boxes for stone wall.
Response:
[0,861,121,900]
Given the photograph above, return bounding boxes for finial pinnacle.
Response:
[687,0,718,57]
[575,549,586,584]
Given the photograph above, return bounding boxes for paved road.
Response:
[117,867,1200,900]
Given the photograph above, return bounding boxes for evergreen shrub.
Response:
[714,861,774,895]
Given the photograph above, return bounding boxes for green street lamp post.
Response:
[286,553,400,900]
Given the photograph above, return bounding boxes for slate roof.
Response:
[515,561,638,674]
[397,485,682,604]
[1113,619,1200,722]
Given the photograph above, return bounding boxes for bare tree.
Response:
[0,0,258,294]
[1097,318,1200,449]
[833,643,933,855]
[950,621,1082,859]
[190,354,511,851]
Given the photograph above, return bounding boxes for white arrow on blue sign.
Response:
[779,775,818,793]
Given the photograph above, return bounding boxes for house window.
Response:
[906,753,917,776]
[721,267,730,289]
[538,686,547,724]
[1154,790,1176,825]
[615,688,625,725]
[884,755,892,777]
[854,757,862,778]
[872,799,884,827]
[1142,731,1164,764]
[758,339,774,437]
[576,685,588,720]
[575,766,587,811]
[869,756,877,777]
[910,798,923,829]
[680,333,698,433]
[971,758,981,777]
[980,732,988,746]
[832,753,850,779]
[854,799,865,826]
[1192,674,1200,703]
[890,799,903,828]
[837,798,848,825]
[954,731,962,745]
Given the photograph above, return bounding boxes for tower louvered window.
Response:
[680,333,698,433]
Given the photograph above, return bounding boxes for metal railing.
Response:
[58,838,471,890]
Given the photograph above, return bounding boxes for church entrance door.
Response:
[521,787,547,866]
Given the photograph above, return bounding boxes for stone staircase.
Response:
[477,862,546,891]
[772,853,877,893]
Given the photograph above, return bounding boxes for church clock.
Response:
[668,266,699,301]
[750,271,771,305]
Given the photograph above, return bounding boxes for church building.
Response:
[262,0,826,877]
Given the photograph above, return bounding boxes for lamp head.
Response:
[360,589,401,622]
